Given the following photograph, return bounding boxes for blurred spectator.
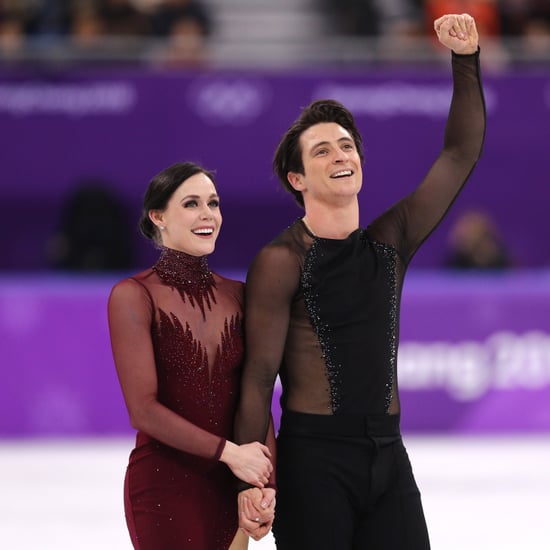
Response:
[501,0,550,59]
[0,1,35,60]
[1,0,70,40]
[27,0,72,36]
[47,180,135,271]
[0,9,25,57]
[97,0,151,36]
[444,209,513,270]
[69,4,105,49]
[149,0,211,37]
[155,14,209,67]
[522,16,550,58]
[499,0,550,35]
[148,0,212,67]
[317,0,423,37]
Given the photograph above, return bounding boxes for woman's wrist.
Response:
[217,438,233,463]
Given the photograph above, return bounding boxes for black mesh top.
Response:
[235,50,486,444]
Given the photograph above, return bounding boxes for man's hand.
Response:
[434,13,479,55]
[238,487,276,542]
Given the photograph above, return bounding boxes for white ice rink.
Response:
[1,435,549,549]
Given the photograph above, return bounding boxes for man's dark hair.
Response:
[273,99,364,207]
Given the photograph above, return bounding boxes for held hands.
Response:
[434,13,479,55]
[238,487,276,542]
[220,441,273,487]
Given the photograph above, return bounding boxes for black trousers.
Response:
[272,411,430,550]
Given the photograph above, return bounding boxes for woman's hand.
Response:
[220,441,273,487]
[238,487,276,542]
[434,13,479,55]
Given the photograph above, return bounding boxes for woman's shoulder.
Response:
[112,266,153,285]
[109,268,156,298]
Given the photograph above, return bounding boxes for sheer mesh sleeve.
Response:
[368,49,486,263]
[234,243,301,445]
[108,277,225,460]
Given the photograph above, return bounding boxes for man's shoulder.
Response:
[267,219,309,250]
[253,221,304,268]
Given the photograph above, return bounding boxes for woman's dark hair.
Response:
[273,99,364,207]
[139,162,216,243]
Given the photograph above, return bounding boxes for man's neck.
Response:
[303,200,360,239]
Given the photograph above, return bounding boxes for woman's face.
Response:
[151,172,222,256]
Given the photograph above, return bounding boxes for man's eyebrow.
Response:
[310,136,354,150]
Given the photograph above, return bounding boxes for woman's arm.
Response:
[108,278,272,486]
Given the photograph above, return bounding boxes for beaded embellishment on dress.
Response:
[153,247,216,319]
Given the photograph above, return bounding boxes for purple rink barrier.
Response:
[1,270,549,438]
[0,66,550,271]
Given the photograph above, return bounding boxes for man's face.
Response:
[290,122,363,207]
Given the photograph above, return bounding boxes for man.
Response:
[235,13,485,549]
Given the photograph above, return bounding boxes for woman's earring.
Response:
[159,225,166,231]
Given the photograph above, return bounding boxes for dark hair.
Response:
[139,162,216,243]
[273,99,364,207]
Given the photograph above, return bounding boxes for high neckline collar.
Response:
[152,247,216,318]
[153,246,213,288]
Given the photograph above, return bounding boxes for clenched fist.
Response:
[434,13,479,55]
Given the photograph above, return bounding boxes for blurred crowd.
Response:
[318,0,550,67]
[319,0,550,39]
[0,0,212,66]
[1,0,550,66]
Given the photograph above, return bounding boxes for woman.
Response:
[108,162,273,549]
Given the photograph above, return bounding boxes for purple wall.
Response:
[2,64,549,437]
[1,271,549,437]
[1,65,549,271]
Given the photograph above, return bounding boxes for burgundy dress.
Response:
[108,247,244,549]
